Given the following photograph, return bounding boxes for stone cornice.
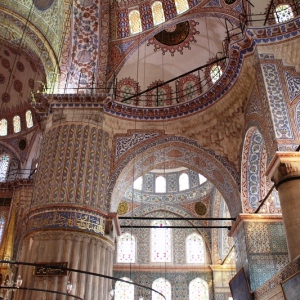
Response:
[229,213,283,237]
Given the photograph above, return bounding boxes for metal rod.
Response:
[254,184,275,214]
[121,226,232,229]
[0,261,166,300]
[121,56,227,102]
[2,286,83,299]
[264,0,275,25]
[119,217,236,220]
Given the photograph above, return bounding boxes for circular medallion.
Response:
[1,58,10,69]
[0,74,5,84]
[19,139,27,150]
[14,80,23,92]
[34,0,54,11]
[117,201,129,215]
[224,0,236,4]
[2,93,10,103]
[17,62,25,72]
[195,202,207,216]
[154,21,190,46]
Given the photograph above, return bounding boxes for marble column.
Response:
[266,151,300,260]
[15,96,118,300]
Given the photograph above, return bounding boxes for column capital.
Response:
[266,152,300,186]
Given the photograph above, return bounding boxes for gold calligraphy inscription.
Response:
[34,262,68,276]
[29,211,105,235]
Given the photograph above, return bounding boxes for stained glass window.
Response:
[152,1,165,26]
[115,277,134,300]
[117,233,136,263]
[199,174,207,185]
[179,173,189,191]
[26,110,34,128]
[155,176,166,193]
[210,65,222,83]
[0,119,8,136]
[274,4,294,23]
[152,278,172,300]
[129,10,142,35]
[174,0,189,15]
[151,220,171,262]
[0,154,10,182]
[13,115,21,133]
[186,233,205,263]
[133,176,143,190]
[189,278,209,300]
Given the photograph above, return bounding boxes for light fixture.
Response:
[109,288,115,299]
[16,274,22,288]
[2,273,22,289]
[66,280,73,293]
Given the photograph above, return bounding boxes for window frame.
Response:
[151,1,166,26]
[117,232,136,264]
[128,9,143,35]
[114,277,134,300]
[274,4,294,23]
[188,277,209,300]
[13,115,21,133]
[185,232,205,264]
[151,220,172,263]
[152,277,172,300]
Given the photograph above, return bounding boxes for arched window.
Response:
[179,173,189,191]
[155,176,166,193]
[13,115,21,133]
[133,176,143,190]
[186,233,205,263]
[274,4,294,23]
[151,220,171,262]
[189,278,209,300]
[0,154,10,182]
[199,174,207,185]
[129,10,142,35]
[174,0,189,15]
[152,278,172,300]
[152,1,165,26]
[26,110,33,128]
[115,277,134,300]
[0,119,8,136]
[210,65,222,83]
[117,233,136,263]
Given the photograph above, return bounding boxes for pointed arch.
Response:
[151,220,171,262]
[129,10,142,35]
[186,233,205,263]
[151,1,165,26]
[179,173,189,191]
[117,232,136,263]
[115,277,134,300]
[109,135,240,216]
[152,277,172,300]
[189,278,209,300]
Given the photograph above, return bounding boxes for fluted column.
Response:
[266,151,300,260]
[15,100,118,300]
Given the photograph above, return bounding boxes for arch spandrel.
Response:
[108,135,241,216]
